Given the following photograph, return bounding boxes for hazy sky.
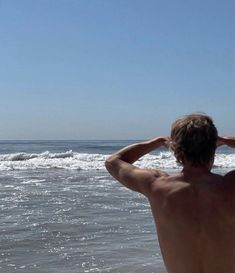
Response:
[0,0,234,139]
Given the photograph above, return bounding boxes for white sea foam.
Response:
[0,151,105,171]
[0,150,234,171]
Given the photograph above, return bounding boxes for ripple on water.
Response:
[0,170,165,272]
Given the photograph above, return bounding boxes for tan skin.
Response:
[105,136,235,273]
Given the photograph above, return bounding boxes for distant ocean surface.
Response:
[1,140,235,273]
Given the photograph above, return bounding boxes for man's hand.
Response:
[162,137,171,148]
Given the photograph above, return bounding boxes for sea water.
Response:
[0,140,234,273]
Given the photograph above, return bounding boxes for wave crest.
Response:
[0,151,234,171]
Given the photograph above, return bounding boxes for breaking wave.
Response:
[0,151,234,171]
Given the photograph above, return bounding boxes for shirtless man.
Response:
[105,114,235,273]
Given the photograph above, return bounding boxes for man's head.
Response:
[170,114,218,167]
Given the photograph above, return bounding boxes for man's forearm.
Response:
[106,137,167,164]
[221,136,235,148]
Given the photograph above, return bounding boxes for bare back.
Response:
[148,171,235,273]
[105,133,235,272]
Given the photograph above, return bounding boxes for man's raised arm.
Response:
[105,137,168,196]
[217,136,235,148]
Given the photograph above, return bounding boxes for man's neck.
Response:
[182,162,212,175]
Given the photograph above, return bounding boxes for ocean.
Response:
[0,140,235,273]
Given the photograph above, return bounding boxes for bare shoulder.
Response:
[148,173,196,218]
[149,168,169,179]
[149,173,188,197]
[224,170,235,180]
[223,170,235,196]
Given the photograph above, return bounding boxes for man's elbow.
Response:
[105,155,119,171]
[104,157,112,170]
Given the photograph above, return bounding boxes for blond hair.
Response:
[170,114,218,166]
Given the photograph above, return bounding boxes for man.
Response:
[105,114,235,273]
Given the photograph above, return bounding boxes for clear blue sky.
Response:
[0,0,234,139]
